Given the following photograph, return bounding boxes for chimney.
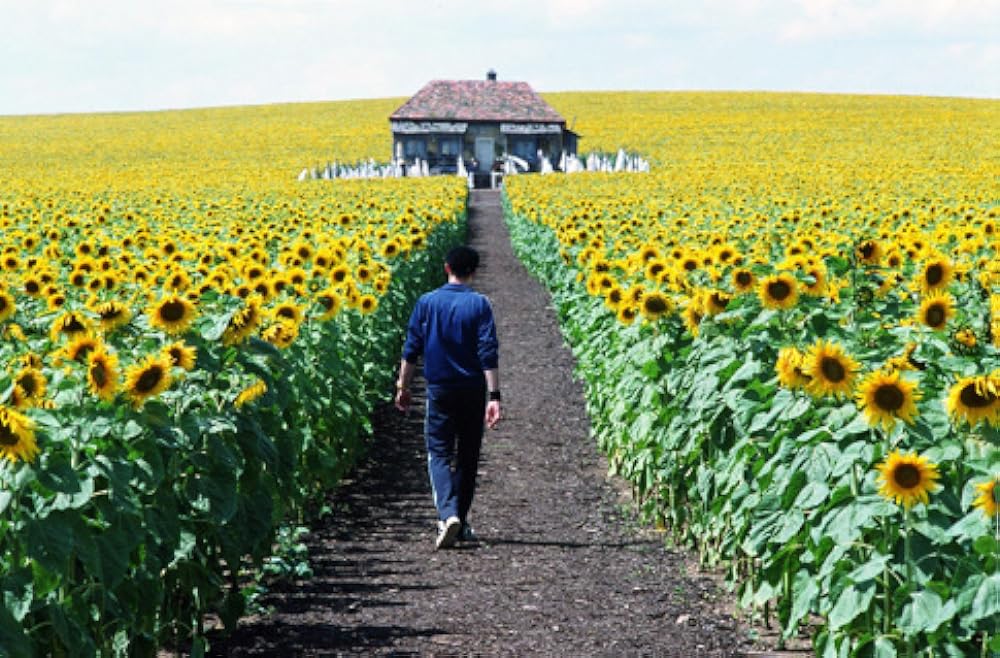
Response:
[486,69,497,82]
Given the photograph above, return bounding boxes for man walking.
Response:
[394,245,502,549]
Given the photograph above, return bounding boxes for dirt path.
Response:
[207,190,752,656]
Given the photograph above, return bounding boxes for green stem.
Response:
[884,518,892,635]
[904,506,914,658]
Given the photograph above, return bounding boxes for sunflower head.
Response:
[93,300,132,332]
[315,288,343,321]
[704,290,731,316]
[49,311,91,342]
[358,294,378,315]
[262,320,299,349]
[616,304,638,326]
[682,299,705,337]
[235,380,268,408]
[0,406,39,463]
[223,297,264,346]
[917,256,953,293]
[124,355,173,407]
[855,369,921,431]
[12,368,46,407]
[775,347,810,390]
[945,375,1000,428]
[148,294,197,335]
[856,239,882,266]
[758,273,798,310]
[639,291,672,322]
[876,451,940,508]
[163,341,197,371]
[64,334,102,363]
[917,291,955,332]
[731,268,756,294]
[273,302,304,325]
[803,339,859,399]
[87,348,119,401]
[972,474,1000,518]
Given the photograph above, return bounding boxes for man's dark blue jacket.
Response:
[402,283,499,388]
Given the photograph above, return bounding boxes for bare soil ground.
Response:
[205,190,786,657]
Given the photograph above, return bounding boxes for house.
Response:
[389,71,578,184]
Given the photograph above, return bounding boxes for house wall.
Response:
[391,121,573,173]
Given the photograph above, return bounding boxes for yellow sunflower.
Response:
[162,341,197,371]
[604,285,625,312]
[262,320,299,349]
[758,273,798,310]
[856,239,882,266]
[954,328,977,349]
[639,291,672,322]
[731,268,755,294]
[49,311,91,342]
[235,379,268,408]
[87,348,119,401]
[944,375,1000,427]
[355,264,374,285]
[315,288,343,321]
[855,370,921,431]
[358,294,378,315]
[330,264,351,285]
[803,339,859,399]
[223,297,264,346]
[704,290,731,316]
[801,265,827,296]
[272,302,304,325]
[148,294,197,335]
[63,334,102,363]
[917,256,953,293]
[46,290,67,311]
[124,355,173,407]
[917,291,955,331]
[12,367,46,407]
[875,451,940,508]
[775,347,809,390]
[4,323,26,342]
[93,300,132,332]
[0,406,39,463]
[616,303,638,326]
[971,475,1000,518]
[682,298,705,337]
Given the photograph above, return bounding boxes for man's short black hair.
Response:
[446,245,480,278]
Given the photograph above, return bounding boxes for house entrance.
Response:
[475,138,494,173]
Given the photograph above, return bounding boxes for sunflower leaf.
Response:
[898,589,956,635]
[828,581,875,630]
[966,573,1000,626]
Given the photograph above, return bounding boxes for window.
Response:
[403,137,427,159]
[510,137,536,162]
[439,137,460,157]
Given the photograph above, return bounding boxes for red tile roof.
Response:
[390,80,564,123]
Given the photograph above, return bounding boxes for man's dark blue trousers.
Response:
[424,384,486,524]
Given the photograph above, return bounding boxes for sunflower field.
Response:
[504,93,1000,656]
[0,103,468,655]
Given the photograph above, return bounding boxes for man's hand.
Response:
[395,388,412,413]
[485,400,502,429]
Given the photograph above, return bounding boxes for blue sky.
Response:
[2,0,998,115]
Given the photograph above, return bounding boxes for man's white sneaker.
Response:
[435,516,461,550]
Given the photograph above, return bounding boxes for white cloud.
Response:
[1,0,997,114]
[778,0,1000,41]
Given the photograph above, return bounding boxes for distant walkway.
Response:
[209,189,750,656]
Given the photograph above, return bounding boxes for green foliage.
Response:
[504,197,1000,656]
[0,199,466,656]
